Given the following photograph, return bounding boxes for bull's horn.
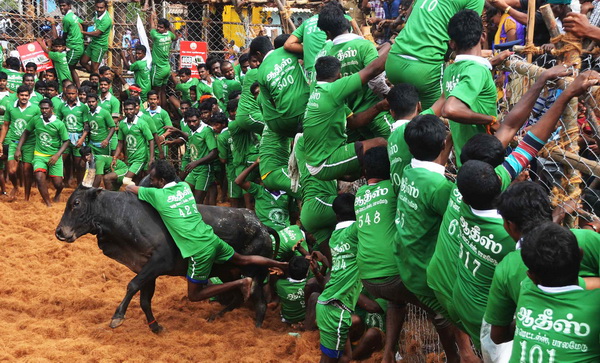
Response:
[81,160,96,188]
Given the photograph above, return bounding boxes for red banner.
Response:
[17,42,54,72]
[179,41,208,78]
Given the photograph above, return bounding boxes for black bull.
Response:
[55,186,279,333]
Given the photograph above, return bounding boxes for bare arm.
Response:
[356,294,384,313]
[491,324,515,344]
[235,160,259,190]
[111,140,124,168]
[148,139,155,163]
[37,38,50,54]
[184,148,218,173]
[347,100,389,129]
[283,34,303,55]
[126,184,141,194]
[441,96,496,125]
[101,127,115,148]
[358,43,391,85]
[14,130,30,161]
[50,140,71,166]
[564,12,600,41]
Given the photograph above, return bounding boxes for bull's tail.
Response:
[266,226,280,260]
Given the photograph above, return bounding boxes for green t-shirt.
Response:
[247,182,291,231]
[216,127,234,172]
[355,180,399,280]
[325,34,380,114]
[187,124,217,163]
[272,224,308,262]
[275,277,306,323]
[51,96,64,111]
[509,279,600,363]
[138,182,221,258]
[25,115,68,155]
[0,68,25,93]
[388,119,411,194]
[0,91,10,125]
[257,47,309,122]
[451,205,514,348]
[87,107,115,143]
[4,101,41,144]
[575,228,600,277]
[318,221,361,310]
[130,59,151,95]
[62,10,84,50]
[443,56,497,167]
[295,134,337,201]
[197,79,215,97]
[99,93,121,119]
[258,124,290,175]
[143,106,172,136]
[150,29,176,68]
[234,63,245,85]
[228,119,260,167]
[303,73,362,168]
[396,160,453,299]
[117,117,153,162]
[390,0,484,64]
[49,51,72,82]
[95,154,126,175]
[176,78,200,102]
[57,101,89,133]
[91,11,113,49]
[218,78,242,108]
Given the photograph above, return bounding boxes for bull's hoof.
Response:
[109,317,125,329]
[207,314,220,322]
[149,322,164,334]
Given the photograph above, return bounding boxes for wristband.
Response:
[490,116,498,124]
[585,223,599,233]
[504,6,512,14]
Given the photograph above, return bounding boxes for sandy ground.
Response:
[0,188,337,362]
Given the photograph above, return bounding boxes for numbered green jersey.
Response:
[139,182,221,258]
[395,160,453,299]
[355,180,399,280]
[0,68,25,93]
[87,107,115,143]
[247,182,291,231]
[318,221,361,310]
[257,47,309,122]
[272,224,309,262]
[443,56,497,166]
[387,119,411,193]
[149,29,175,68]
[57,101,89,133]
[509,279,600,363]
[25,115,69,155]
[117,116,153,162]
[391,0,484,63]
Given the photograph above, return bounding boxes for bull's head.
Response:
[55,165,102,242]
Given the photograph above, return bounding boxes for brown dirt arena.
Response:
[0,188,389,362]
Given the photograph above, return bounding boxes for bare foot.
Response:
[240,277,255,302]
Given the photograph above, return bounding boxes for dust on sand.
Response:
[0,188,336,362]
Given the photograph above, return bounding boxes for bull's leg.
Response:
[207,292,244,322]
[252,276,267,328]
[110,266,162,329]
[139,279,163,334]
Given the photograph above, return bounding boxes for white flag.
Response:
[137,15,152,70]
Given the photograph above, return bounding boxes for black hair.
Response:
[497,181,552,234]
[404,114,446,161]
[227,99,239,113]
[25,62,37,70]
[228,90,242,100]
[53,38,66,47]
[95,0,107,5]
[221,60,232,67]
[157,18,170,29]
[123,99,137,108]
[35,80,46,90]
[274,34,291,49]
[16,85,31,94]
[99,77,112,85]
[457,160,501,210]
[250,81,260,95]
[318,2,349,38]
[6,57,20,71]
[332,193,356,221]
[210,112,228,125]
[178,67,192,76]
[315,56,341,81]
[38,98,53,108]
[460,133,505,167]
[80,145,92,157]
[46,68,58,78]
[58,0,73,5]
[98,65,111,75]
[0,71,6,81]
[129,96,141,106]
[249,36,274,58]
[386,83,420,120]
[134,44,147,53]
[147,90,159,98]
[288,256,310,280]
[206,57,222,74]
[64,84,78,92]
[23,73,35,81]
[448,9,483,52]
[89,72,100,79]
[197,63,207,70]
[86,93,99,101]
[364,146,390,180]
[522,222,580,287]
[184,107,201,119]
[180,100,192,108]
[80,81,95,89]
[150,160,178,183]
[78,85,92,95]
[239,53,249,64]
[46,80,59,90]
[199,101,213,112]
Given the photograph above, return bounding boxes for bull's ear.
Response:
[88,188,103,200]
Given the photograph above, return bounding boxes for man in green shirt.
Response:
[113,99,155,185]
[500,223,600,362]
[303,55,388,182]
[0,57,25,93]
[80,0,113,74]
[0,72,9,194]
[386,0,484,109]
[171,67,199,110]
[16,99,69,206]
[80,146,127,191]
[217,100,243,207]
[39,38,73,87]
[127,160,286,304]
[236,160,294,232]
[86,93,115,156]
[275,256,310,325]
[56,84,89,186]
[149,13,176,108]
[0,86,41,201]
[316,193,361,362]
[441,10,499,167]
[212,61,241,111]
[120,45,151,102]
[143,90,173,158]
[234,54,249,85]
[98,77,121,131]
[53,0,84,85]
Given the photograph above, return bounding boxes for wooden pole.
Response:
[526,0,536,63]
[274,0,296,33]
